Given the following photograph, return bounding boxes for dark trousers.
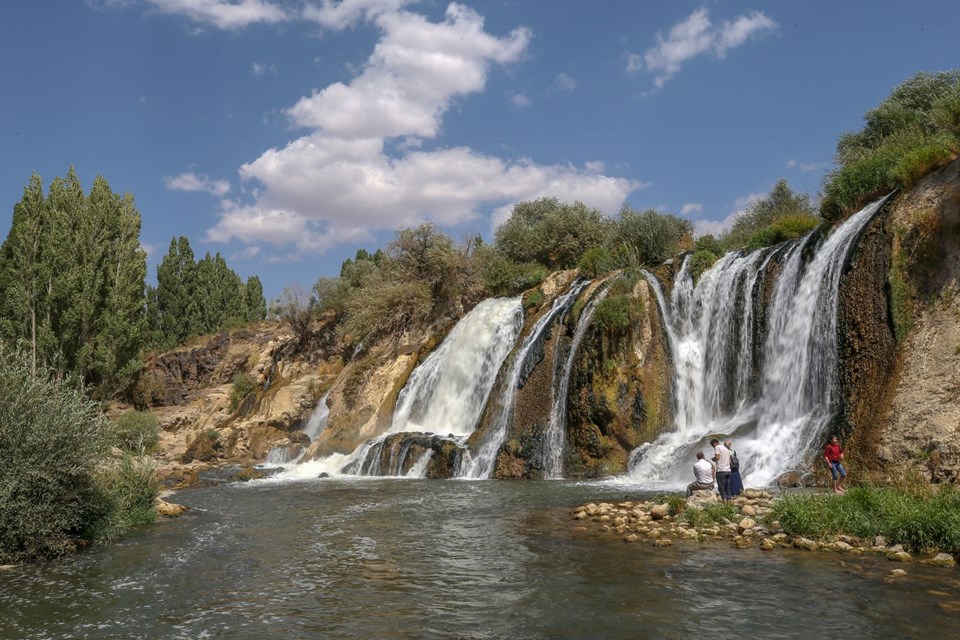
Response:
[716,471,732,500]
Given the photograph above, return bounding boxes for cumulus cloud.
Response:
[164,172,231,197]
[302,0,414,29]
[681,202,703,215]
[142,0,288,30]
[693,209,739,237]
[637,7,777,88]
[209,3,646,256]
[251,62,277,76]
[786,158,824,172]
[509,92,532,107]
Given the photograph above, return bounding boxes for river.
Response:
[1,477,956,639]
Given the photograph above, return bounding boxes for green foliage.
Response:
[694,234,723,256]
[688,250,719,283]
[721,179,819,250]
[888,248,915,342]
[495,198,612,270]
[523,289,545,309]
[110,410,161,454]
[472,245,548,296]
[615,206,693,266]
[278,285,315,346]
[666,495,686,517]
[681,503,739,528]
[770,485,960,554]
[229,372,258,413]
[0,348,157,563]
[576,246,616,278]
[86,455,158,544]
[594,295,636,335]
[0,169,148,396]
[822,70,960,220]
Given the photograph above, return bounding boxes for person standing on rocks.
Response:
[824,435,847,494]
[711,438,732,503]
[686,452,715,496]
[725,439,743,497]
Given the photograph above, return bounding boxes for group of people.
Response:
[685,434,849,498]
[686,438,742,501]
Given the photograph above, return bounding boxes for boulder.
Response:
[737,518,756,533]
[924,553,956,568]
[156,499,188,517]
[793,537,818,551]
[686,490,719,510]
[650,504,669,520]
[653,538,674,547]
[760,538,775,551]
[887,551,913,563]
[741,505,757,517]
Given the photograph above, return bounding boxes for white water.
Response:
[263,389,332,465]
[275,297,524,479]
[628,198,885,487]
[543,286,608,478]
[459,281,589,479]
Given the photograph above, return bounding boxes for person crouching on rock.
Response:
[711,438,732,503]
[686,452,715,496]
[824,435,846,494]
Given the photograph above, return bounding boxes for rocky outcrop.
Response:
[565,276,671,478]
[344,432,464,478]
[876,158,960,482]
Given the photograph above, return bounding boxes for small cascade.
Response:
[627,197,886,487]
[262,390,331,466]
[543,285,608,478]
[458,280,590,479]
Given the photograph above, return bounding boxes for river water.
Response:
[1,478,957,639]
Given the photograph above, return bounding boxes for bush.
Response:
[110,410,160,454]
[229,372,258,413]
[681,503,739,528]
[523,289,545,309]
[577,246,616,278]
[615,206,693,266]
[822,70,960,220]
[594,295,636,335]
[770,485,960,554]
[495,198,612,270]
[0,348,157,563]
[721,179,818,250]
[688,250,719,283]
[744,213,820,250]
[85,455,159,543]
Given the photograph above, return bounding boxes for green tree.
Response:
[153,236,198,346]
[244,275,267,322]
[495,197,612,269]
[720,179,818,250]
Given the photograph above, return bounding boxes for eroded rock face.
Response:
[872,158,960,482]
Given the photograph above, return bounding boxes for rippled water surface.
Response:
[1,478,957,639]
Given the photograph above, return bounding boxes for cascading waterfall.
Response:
[458,280,589,479]
[543,286,608,479]
[290,297,523,479]
[263,389,331,465]
[627,197,886,487]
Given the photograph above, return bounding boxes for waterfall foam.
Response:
[458,280,589,479]
[627,197,886,488]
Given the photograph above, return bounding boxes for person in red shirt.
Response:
[824,435,846,494]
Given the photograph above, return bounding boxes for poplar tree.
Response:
[244,275,266,322]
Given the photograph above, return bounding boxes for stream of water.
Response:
[1,478,956,640]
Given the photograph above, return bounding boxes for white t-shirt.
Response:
[693,459,714,485]
[714,445,732,472]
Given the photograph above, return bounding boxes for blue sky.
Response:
[2,0,958,299]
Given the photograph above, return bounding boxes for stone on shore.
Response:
[156,498,188,517]
[650,504,669,520]
[924,553,956,568]
[760,538,775,551]
[793,537,818,551]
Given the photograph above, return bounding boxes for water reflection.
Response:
[0,479,957,639]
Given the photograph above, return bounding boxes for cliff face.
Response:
[872,159,960,482]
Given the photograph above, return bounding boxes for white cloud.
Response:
[555,72,576,91]
[165,172,231,197]
[251,62,277,76]
[786,158,824,172]
[302,0,414,29]
[637,7,777,88]
[693,209,739,237]
[733,191,765,209]
[143,0,289,30]
[680,202,703,215]
[140,241,158,257]
[509,92,531,107]
[207,3,646,256]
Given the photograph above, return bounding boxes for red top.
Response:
[824,443,843,463]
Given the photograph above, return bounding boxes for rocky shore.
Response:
[572,488,957,572]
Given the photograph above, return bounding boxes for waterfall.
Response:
[263,389,331,465]
[302,390,331,441]
[543,285,608,479]
[627,198,885,487]
[458,280,589,479]
[292,297,523,479]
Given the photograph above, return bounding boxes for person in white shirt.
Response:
[711,438,732,503]
[686,451,715,496]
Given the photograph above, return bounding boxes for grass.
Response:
[228,372,258,413]
[770,485,960,554]
[681,503,739,528]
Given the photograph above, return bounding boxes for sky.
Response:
[1,0,959,299]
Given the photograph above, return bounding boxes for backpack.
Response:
[730,450,740,471]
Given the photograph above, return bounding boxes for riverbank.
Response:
[571,486,958,574]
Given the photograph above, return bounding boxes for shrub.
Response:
[577,246,615,278]
[744,213,820,250]
[110,410,161,454]
[666,495,686,516]
[615,206,693,266]
[0,348,158,563]
[681,503,739,528]
[822,70,960,220]
[594,295,636,335]
[688,249,719,283]
[523,289,545,309]
[888,248,915,342]
[721,179,818,250]
[85,455,159,543]
[229,372,258,413]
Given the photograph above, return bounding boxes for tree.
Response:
[720,179,818,250]
[278,285,314,346]
[244,276,266,322]
[495,197,612,269]
[153,236,198,346]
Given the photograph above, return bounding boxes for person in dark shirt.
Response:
[824,435,846,494]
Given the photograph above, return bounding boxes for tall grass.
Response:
[770,485,960,554]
